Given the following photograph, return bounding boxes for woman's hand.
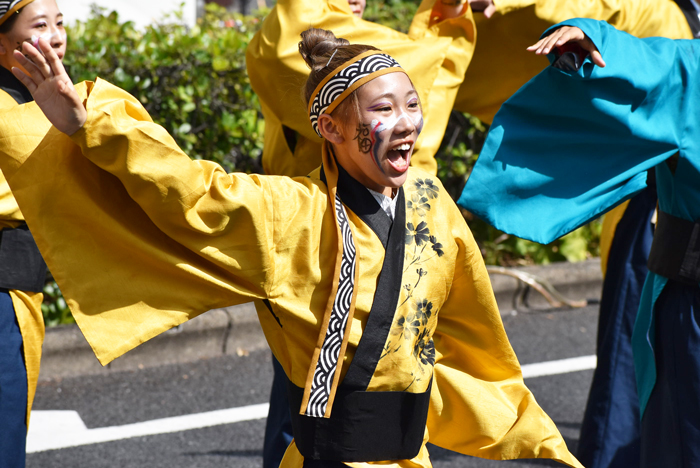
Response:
[527,26,606,68]
[469,0,496,18]
[11,37,87,135]
[431,0,467,24]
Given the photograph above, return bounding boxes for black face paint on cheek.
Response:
[354,123,372,154]
[15,37,32,53]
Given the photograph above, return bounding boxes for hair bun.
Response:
[298,27,350,72]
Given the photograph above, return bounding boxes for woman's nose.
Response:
[394,112,416,135]
[48,26,65,47]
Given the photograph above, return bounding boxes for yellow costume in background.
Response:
[247,0,691,183]
[458,0,692,124]
[0,86,44,426]
[0,79,582,467]
[246,0,475,177]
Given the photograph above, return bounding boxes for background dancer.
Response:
[459,18,700,467]
[0,1,66,466]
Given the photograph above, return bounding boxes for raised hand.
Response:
[11,37,87,135]
[431,0,467,24]
[527,26,606,68]
[468,0,496,18]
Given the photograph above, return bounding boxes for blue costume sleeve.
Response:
[457,18,697,244]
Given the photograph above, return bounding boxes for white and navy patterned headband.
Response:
[0,0,34,26]
[307,50,404,138]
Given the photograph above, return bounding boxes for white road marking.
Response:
[27,354,597,453]
[521,354,597,379]
[27,403,269,453]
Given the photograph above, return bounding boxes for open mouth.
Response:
[387,142,412,173]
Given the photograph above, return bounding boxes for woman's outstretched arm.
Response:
[11,37,86,135]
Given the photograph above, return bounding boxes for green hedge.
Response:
[42,3,600,325]
[66,4,265,173]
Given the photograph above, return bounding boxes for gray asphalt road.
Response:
[27,304,599,468]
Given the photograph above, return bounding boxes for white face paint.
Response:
[370,112,422,134]
[29,31,67,57]
[31,31,66,47]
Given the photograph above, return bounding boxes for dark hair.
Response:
[298,27,378,123]
[0,8,23,34]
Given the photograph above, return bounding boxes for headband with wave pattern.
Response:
[308,51,404,137]
[0,0,34,27]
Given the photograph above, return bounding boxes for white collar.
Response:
[367,188,398,220]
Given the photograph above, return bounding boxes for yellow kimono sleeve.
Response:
[0,90,25,229]
[246,0,475,177]
[456,0,692,123]
[0,79,283,365]
[426,201,582,467]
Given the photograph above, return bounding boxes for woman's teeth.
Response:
[393,143,411,151]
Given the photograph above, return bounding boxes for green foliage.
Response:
[65,3,266,173]
[42,280,74,327]
[363,0,420,33]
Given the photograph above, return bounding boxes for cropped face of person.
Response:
[347,0,366,17]
[0,0,66,73]
[331,72,424,195]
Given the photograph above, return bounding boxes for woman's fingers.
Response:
[526,37,547,52]
[526,26,605,67]
[12,47,47,85]
[590,49,606,68]
[10,67,37,94]
[528,27,582,54]
[36,37,67,78]
[20,40,53,79]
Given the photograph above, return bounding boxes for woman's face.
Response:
[347,0,366,17]
[332,72,424,196]
[0,0,66,73]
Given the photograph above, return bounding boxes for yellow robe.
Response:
[0,79,582,467]
[246,0,475,177]
[0,89,44,427]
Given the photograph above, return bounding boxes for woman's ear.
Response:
[318,114,345,144]
[0,37,8,56]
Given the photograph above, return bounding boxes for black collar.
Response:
[0,65,33,105]
[321,162,404,250]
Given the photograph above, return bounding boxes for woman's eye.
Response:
[35,22,47,29]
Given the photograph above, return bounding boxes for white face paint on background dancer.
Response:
[30,30,66,54]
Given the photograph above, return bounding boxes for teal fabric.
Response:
[632,273,668,416]
[458,18,700,416]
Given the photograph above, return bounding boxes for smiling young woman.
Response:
[3,27,583,467]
